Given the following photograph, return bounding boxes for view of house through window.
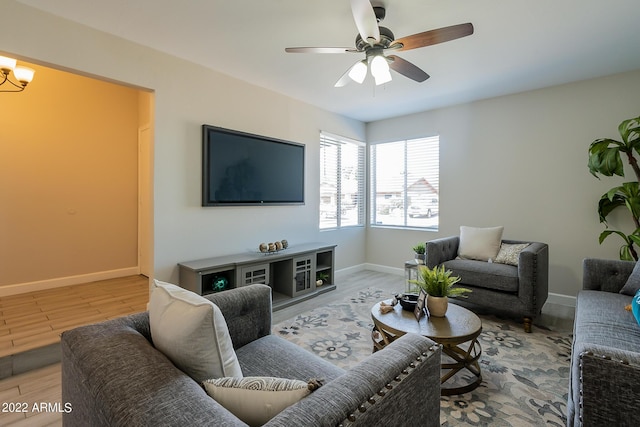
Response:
[370,136,439,229]
[319,132,365,229]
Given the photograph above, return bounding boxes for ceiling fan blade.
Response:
[391,23,474,51]
[285,47,356,54]
[350,0,380,44]
[387,55,430,82]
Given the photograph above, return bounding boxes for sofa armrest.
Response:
[572,343,640,426]
[426,236,459,267]
[516,242,549,312]
[61,315,243,427]
[582,258,635,293]
[265,334,441,427]
[204,284,272,349]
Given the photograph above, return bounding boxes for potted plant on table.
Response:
[409,265,471,317]
[412,243,426,264]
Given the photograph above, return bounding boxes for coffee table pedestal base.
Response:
[440,338,482,396]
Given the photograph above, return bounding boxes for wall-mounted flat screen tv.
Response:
[202,125,305,206]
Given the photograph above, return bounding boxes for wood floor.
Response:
[0,275,149,426]
[0,270,574,426]
[0,275,149,359]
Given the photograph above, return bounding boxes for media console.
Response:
[178,242,336,311]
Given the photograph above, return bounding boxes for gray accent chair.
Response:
[425,237,549,332]
[567,258,640,427]
[61,284,442,426]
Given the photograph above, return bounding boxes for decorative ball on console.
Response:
[281,239,289,249]
[275,241,283,251]
[259,243,268,253]
[268,243,276,252]
[211,276,228,293]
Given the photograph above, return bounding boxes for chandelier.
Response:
[0,55,35,93]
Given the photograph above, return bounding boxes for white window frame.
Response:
[319,132,366,230]
[370,135,439,230]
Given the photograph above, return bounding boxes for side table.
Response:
[404,260,420,292]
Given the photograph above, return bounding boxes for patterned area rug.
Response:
[272,287,571,426]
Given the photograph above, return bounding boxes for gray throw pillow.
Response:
[620,261,640,296]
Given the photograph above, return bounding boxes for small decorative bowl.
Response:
[399,293,419,311]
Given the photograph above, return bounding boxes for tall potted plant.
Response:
[409,265,471,317]
[588,116,640,260]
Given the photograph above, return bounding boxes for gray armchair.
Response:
[425,237,549,332]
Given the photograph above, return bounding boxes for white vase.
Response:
[427,295,448,317]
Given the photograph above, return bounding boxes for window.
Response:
[319,132,366,229]
[370,136,439,229]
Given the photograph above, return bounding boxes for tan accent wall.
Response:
[0,62,140,287]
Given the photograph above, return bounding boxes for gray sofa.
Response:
[425,237,549,332]
[61,284,442,426]
[567,258,640,427]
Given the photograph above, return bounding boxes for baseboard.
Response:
[0,267,140,297]
[547,292,576,308]
[335,263,404,280]
[338,263,577,307]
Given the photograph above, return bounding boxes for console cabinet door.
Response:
[239,263,270,287]
[292,255,315,297]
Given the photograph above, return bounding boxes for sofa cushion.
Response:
[203,376,313,427]
[458,226,504,261]
[149,280,243,382]
[236,335,344,381]
[494,242,530,266]
[443,258,519,292]
[620,261,640,296]
[574,290,640,352]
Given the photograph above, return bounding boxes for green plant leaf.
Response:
[588,138,624,177]
[410,265,469,297]
[599,229,629,245]
[620,245,635,261]
[598,193,624,222]
[619,116,640,145]
[598,182,640,223]
[412,243,426,254]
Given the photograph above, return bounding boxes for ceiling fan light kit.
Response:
[348,60,368,84]
[370,55,391,85]
[285,0,474,88]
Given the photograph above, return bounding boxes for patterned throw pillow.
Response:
[494,243,530,266]
[203,376,317,426]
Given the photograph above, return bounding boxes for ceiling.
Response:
[16,0,640,122]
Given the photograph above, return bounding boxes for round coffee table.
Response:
[371,300,482,396]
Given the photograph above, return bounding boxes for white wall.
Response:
[1,1,366,287]
[366,69,640,298]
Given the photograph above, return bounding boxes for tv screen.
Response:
[202,125,305,206]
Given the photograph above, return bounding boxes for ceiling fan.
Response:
[285,0,474,87]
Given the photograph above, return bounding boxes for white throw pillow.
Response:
[458,226,504,261]
[203,376,312,427]
[149,280,242,382]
